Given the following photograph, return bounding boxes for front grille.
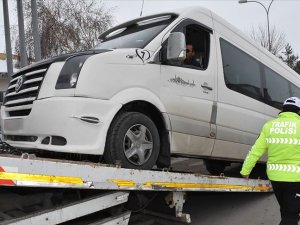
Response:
[4,66,49,117]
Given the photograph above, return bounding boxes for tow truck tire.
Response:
[104,112,160,170]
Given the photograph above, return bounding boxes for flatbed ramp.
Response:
[0,154,272,224]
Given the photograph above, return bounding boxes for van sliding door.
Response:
[213,38,265,161]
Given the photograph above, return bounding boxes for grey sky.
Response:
[0,0,299,56]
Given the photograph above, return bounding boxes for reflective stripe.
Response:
[109,179,271,192]
[266,138,300,145]
[268,164,300,173]
[0,171,84,185]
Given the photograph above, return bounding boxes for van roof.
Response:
[166,6,213,17]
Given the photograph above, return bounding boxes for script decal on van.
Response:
[168,75,196,87]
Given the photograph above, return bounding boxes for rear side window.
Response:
[291,83,300,98]
[264,67,290,109]
[220,39,263,101]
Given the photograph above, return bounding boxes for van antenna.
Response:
[140,0,145,16]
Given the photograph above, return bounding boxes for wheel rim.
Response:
[123,124,153,166]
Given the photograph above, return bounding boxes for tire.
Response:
[104,112,160,170]
[204,159,226,175]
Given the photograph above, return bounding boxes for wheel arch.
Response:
[108,89,171,168]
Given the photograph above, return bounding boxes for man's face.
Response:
[186,44,194,60]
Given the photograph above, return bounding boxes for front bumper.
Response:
[1,97,122,155]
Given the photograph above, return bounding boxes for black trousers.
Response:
[271,181,300,225]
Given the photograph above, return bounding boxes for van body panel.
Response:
[110,87,167,113]
[213,139,267,162]
[215,102,264,144]
[75,49,160,100]
[171,132,214,156]
[161,51,217,155]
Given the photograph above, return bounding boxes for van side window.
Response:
[184,24,210,70]
[291,83,300,98]
[264,67,290,109]
[164,21,210,70]
[220,39,263,101]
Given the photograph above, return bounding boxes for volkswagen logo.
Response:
[15,75,25,93]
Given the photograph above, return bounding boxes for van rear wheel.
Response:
[104,112,160,170]
[204,159,226,175]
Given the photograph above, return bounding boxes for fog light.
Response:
[41,137,50,145]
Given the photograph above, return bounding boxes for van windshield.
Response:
[95,14,176,50]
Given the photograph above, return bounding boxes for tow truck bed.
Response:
[0,154,272,224]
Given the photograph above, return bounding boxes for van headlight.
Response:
[55,55,91,89]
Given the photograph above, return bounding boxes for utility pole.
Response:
[140,0,145,16]
[31,0,41,61]
[239,0,274,52]
[2,0,14,76]
[17,0,28,67]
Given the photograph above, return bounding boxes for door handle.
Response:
[201,83,213,91]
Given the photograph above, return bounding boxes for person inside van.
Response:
[184,44,200,67]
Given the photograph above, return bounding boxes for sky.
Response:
[0,0,299,57]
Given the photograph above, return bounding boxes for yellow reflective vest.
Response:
[241,112,300,182]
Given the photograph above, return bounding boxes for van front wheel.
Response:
[104,112,160,170]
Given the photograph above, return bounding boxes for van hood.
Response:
[15,48,154,78]
[15,49,111,76]
[87,48,155,66]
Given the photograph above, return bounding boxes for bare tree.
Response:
[17,0,114,61]
[250,24,286,56]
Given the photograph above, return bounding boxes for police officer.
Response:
[241,97,300,225]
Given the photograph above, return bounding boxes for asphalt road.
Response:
[130,158,283,225]
[130,192,279,225]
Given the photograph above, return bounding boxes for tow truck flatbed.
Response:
[0,154,271,192]
[0,154,272,224]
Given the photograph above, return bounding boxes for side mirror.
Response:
[167,32,186,61]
